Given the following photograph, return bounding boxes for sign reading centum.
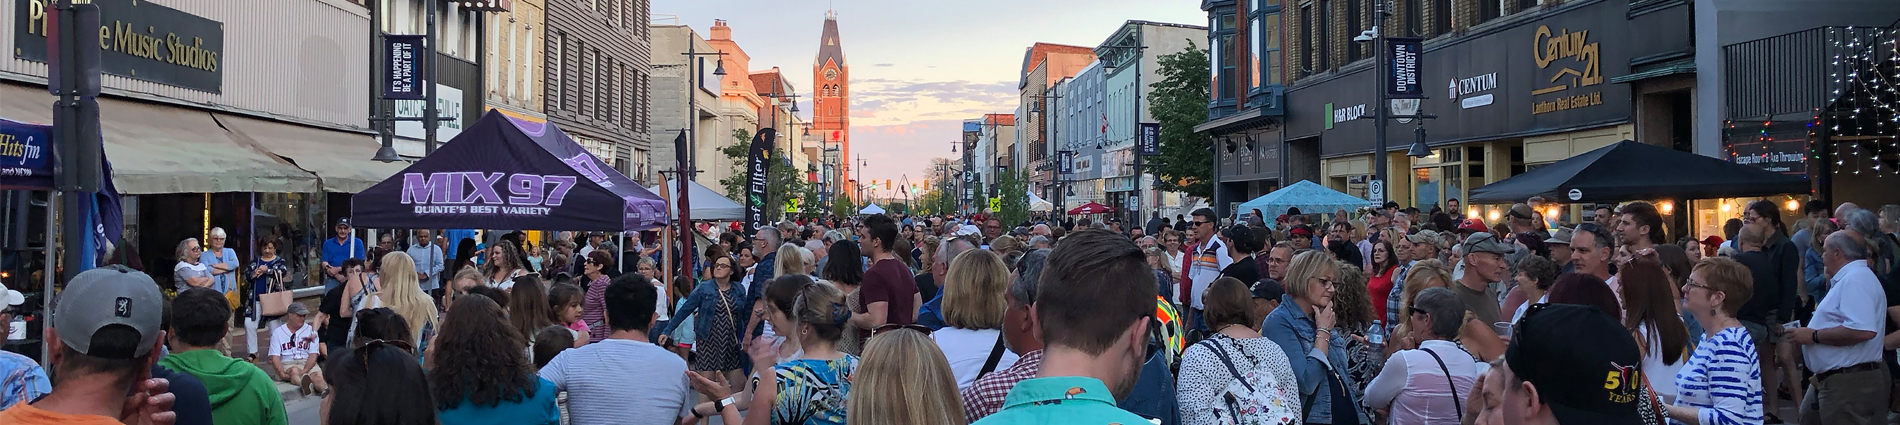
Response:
[1530,25,1602,115]
[17,0,225,93]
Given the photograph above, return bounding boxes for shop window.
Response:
[1432,0,1451,35]
[1480,0,1502,23]
[1218,33,1236,100]
[1405,0,1423,36]
[1300,3,1314,76]
[1346,0,1364,62]
[1517,0,1537,12]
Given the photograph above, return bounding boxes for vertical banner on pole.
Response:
[383,35,428,100]
[672,130,693,280]
[1385,37,1425,99]
[1137,123,1161,156]
[744,129,776,235]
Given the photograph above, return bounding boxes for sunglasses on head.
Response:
[872,323,934,336]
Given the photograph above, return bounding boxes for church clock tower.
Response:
[813,10,852,202]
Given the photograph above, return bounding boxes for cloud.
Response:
[874,63,895,67]
[846,78,1018,126]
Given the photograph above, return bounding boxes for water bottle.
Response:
[1368,320,1385,347]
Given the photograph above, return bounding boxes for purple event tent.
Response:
[352,110,669,232]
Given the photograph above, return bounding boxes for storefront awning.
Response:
[216,114,408,193]
[0,83,320,194]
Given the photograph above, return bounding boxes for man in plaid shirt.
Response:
[961,249,1052,422]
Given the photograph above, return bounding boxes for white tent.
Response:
[1029,193,1054,212]
[644,179,744,221]
[859,204,887,215]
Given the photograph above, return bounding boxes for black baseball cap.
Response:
[1250,279,1285,300]
[1506,303,1647,424]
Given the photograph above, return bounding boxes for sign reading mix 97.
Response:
[400,171,579,217]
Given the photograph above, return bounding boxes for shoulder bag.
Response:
[1420,346,1464,419]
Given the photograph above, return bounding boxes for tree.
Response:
[995,170,1029,226]
[831,196,856,218]
[718,129,810,222]
[1148,40,1214,199]
[915,189,946,215]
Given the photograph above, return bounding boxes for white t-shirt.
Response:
[932,327,1020,389]
[269,322,319,361]
[1638,323,1686,400]
[652,280,670,322]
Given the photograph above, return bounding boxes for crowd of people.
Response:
[5,198,1900,425]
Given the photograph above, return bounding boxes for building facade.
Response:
[1100,21,1206,224]
[1052,63,1111,210]
[483,0,549,127]
[1018,43,1096,201]
[544,0,650,178]
[1715,2,1900,228]
[1,0,427,291]
[646,24,723,187]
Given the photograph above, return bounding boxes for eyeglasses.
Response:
[1681,279,1709,298]
[714,263,733,270]
[1192,220,1212,227]
[1309,276,1335,289]
[872,323,934,336]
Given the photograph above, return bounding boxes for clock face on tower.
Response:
[824,69,839,81]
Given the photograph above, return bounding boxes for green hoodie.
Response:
[157,349,289,425]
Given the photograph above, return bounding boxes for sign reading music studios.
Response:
[16,0,224,93]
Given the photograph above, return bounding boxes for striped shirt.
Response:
[537,339,693,425]
[1670,326,1764,425]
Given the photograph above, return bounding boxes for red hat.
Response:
[1458,218,1489,234]
[1276,214,1289,222]
[1289,226,1313,237]
[1700,235,1724,246]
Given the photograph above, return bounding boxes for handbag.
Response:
[259,269,294,316]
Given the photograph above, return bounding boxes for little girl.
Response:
[547,283,588,347]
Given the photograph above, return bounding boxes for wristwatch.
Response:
[714,396,736,412]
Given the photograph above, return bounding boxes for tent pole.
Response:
[619,233,627,274]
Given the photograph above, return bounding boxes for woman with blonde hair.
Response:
[1384,259,1505,363]
[372,251,439,352]
[931,249,1017,389]
[1262,250,1367,425]
[847,328,966,425]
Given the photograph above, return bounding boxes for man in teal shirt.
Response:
[975,229,1157,424]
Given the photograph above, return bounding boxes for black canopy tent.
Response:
[1469,140,1810,204]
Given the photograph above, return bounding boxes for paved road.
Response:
[286,393,322,425]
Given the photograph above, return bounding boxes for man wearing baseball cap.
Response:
[319,218,365,291]
[1479,303,1659,424]
[0,286,48,408]
[1458,233,1515,327]
[1,266,177,424]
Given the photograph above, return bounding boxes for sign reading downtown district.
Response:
[15,0,225,93]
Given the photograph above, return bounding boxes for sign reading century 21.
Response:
[1532,25,1601,89]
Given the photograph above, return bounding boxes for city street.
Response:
[2,0,1898,424]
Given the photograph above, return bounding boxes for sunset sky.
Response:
[650,0,1204,197]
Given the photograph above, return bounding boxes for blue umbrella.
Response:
[1236,180,1373,228]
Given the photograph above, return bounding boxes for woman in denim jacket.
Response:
[656,254,754,388]
[1262,250,1369,425]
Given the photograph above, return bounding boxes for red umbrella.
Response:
[1067,201,1116,215]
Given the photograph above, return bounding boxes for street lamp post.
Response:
[1028,92,1063,219]
[1354,3,1436,204]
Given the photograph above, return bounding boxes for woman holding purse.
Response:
[249,238,292,361]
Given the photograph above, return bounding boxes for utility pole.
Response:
[51,0,105,274]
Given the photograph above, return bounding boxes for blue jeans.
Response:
[324,277,341,292]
